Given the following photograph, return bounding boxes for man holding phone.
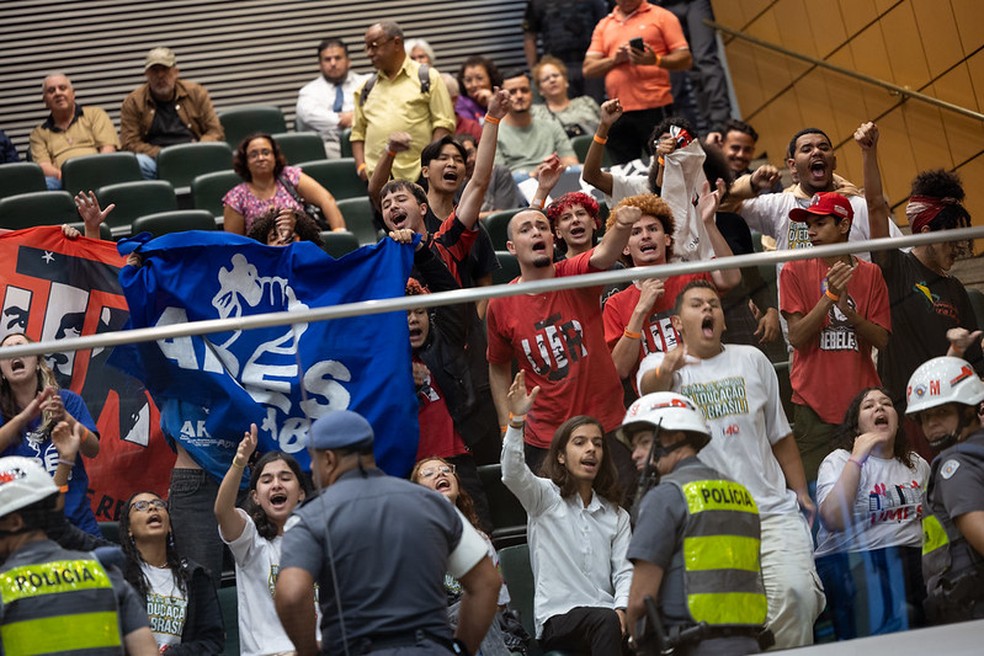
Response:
[583,0,692,164]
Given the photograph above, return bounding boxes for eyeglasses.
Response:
[418,464,455,480]
[364,37,393,52]
[247,148,273,160]
[130,499,168,512]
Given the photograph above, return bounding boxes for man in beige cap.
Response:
[120,46,224,178]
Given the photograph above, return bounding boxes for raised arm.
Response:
[590,204,639,270]
[74,191,115,240]
[500,371,551,514]
[698,179,741,293]
[457,88,511,230]
[0,388,50,452]
[367,132,408,211]
[582,99,621,197]
[855,121,891,266]
[609,278,664,379]
[214,424,256,542]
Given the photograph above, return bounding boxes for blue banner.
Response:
[110,232,419,477]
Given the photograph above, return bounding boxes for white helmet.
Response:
[0,457,58,519]
[617,392,711,450]
[905,356,984,415]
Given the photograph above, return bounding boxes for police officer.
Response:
[621,393,767,655]
[274,410,501,655]
[0,456,157,655]
[905,356,984,623]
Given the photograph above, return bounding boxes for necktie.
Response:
[333,86,344,113]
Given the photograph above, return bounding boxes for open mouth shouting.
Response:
[387,209,409,230]
[701,315,715,339]
[268,492,290,512]
[808,158,828,183]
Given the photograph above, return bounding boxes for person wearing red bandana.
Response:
[857,120,980,461]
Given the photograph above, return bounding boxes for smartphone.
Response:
[629,37,645,52]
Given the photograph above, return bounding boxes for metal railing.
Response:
[3,227,983,360]
[708,20,984,123]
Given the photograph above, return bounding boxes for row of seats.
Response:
[215,105,350,159]
[0,134,350,200]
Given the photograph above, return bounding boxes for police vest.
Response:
[922,441,984,595]
[0,550,123,656]
[663,462,767,628]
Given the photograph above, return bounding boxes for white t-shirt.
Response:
[815,449,931,557]
[141,563,187,649]
[637,344,799,516]
[221,509,296,656]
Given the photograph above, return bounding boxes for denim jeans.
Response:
[169,468,224,588]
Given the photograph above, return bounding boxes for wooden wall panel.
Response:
[910,0,963,79]
[713,0,982,237]
[951,0,984,55]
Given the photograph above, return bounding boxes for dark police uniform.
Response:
[628,457,766,655]
[0,538,148,656]
[922,430,984,623]
[280,468,488,654]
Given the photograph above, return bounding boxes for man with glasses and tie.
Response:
[351,21,456,183]
[295,37,368,159]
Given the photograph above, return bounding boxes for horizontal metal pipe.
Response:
[2,227,983,360]
[707,19,984,123]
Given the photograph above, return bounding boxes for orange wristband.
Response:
[357,162,367,174]
[593,134,608,145]
[484,114,501,125]
[825,289,840,302]
[623,329,642,340]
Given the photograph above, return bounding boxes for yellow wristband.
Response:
[232,458,246,469]
[484,114,501,125]
[593,134,608,145]
[357,162,367,173]
[623,329,642,340]
[657,156,665,167]
[656,54,663,67]
[825,289,840,302]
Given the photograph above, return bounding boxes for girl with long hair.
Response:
[411,456,516,656]
[0,332,101,535]
[500,371,632,655]
[815,387,931,639]
[120,490,224,653]
[214,424,313,656]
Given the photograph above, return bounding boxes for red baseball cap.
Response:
[789,192,854,223]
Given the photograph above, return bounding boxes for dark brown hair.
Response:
[246,207,324,247]
[119,491,189,599]
[541,416,622,505]
[233,133,287,182]
[833,387,914,468]
[246,451,311,540]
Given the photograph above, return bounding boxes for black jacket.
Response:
[161,558,226,655]
[412,247,499,447]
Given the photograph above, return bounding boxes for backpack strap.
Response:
[358,64,430,106]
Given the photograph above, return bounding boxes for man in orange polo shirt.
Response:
[583,0,692,164]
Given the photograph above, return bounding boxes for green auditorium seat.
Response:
[482,208,524,250]
[219,106,287,148]
[477,463,527,548]
[334,197,380,245]
[339,127,353,158]
[271,132,326,165]
[493,250,520,285]
[157,141,234,190]
[0,162,46,200]
[319,230,361,258]
[60,152,142,196]
[0,191,77,229]
[298,158,366,201]
[95,180,178,233]
[498,544,572,656]
[192,171,242,218]
[131,209,217,237]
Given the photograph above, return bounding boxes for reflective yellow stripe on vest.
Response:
[0,559,122,655]
[2,611,122,656]
[684,535,761,572]
[922,515,950,556]
[689,592,769,626]
[681,480,759,515]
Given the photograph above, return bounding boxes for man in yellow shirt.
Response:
[351,21,455,183]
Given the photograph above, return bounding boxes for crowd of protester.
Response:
[2,2,984,655]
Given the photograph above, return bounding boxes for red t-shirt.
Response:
[486,251,626,448]
[430,209,478,286]
[414,356,469,460]
[780,257,891,424]
[603,273,710,355]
